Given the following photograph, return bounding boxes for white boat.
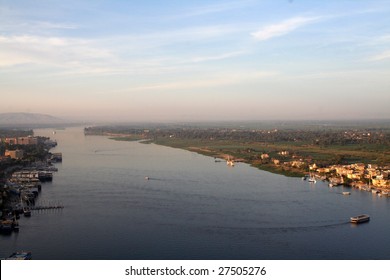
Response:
[226,157,235,167]
[308,174,316,183]
[342,192,351,195]
[350,214,370,224]
[307,172,316,183]
[328,183,333,187]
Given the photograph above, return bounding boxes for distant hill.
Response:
[0,112,65,126]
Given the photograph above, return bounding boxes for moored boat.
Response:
[342,192,351,195]
[226,156,235,167]
[23,208,31,217]
[307,172,316,183]
[350,214,370,224]
[380,191,389,197]
[7,251,32,260]
[308,177,316,183]
[0,220,13,233]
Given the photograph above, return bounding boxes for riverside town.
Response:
[0,131,62,240]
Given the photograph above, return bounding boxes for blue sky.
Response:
[1,0,390,122]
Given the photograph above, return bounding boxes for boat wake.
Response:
[206,221,350,234]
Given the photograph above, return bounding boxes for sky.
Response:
[1,0,390,122]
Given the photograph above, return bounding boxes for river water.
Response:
[1,127,389,259]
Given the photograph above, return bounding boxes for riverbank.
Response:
[111,135,390,192]
[152,140,306,178]
[111,136,308,178]
[83,124,390,191]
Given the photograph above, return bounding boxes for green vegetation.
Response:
[109,135,144,141]
[84,122,390,177]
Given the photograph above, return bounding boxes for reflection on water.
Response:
[1,127,390,260]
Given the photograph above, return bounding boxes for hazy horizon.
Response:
[1,1,390,122]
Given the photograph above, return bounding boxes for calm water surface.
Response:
[1,127,389,259]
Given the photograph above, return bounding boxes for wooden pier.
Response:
[26,201,64,211]
[30,205,64,211]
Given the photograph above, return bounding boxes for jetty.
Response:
[29,205,64,211]
[28,200,64,211]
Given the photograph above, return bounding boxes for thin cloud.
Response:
[0,35,113,69]
[169,0,255,19]
[189,51,246,63]
[0,52,33,67]
[251,16,320,41]
[125,71,278,92]
[33,21,78,30]
[128,24,241,47]
[0,19,78,36]
[0,35,85,47]
[370,50,390,61]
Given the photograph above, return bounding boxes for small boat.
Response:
[350,214,370,224]
[226,157,235,167]
[23,208,31,217]
[0,220,13,233]
[342,192,351,195]
[7,251,32,260]
[372,189,378,194]
[328,183,333,187]
[307,172,316,183]
[144,176,149,180]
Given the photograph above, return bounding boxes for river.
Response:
[1,127,389,259]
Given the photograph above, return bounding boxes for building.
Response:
[372,179,390,188]
[278,151,290,156]
[309,163,317,170]
[4,138,17,145]
[316,167,331,173]
[291,160,305,168]
[5,136,38,145]
[261,153,270,160]
[5,149,24,159]
[347,172,363,180]
[18,136,38,145]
